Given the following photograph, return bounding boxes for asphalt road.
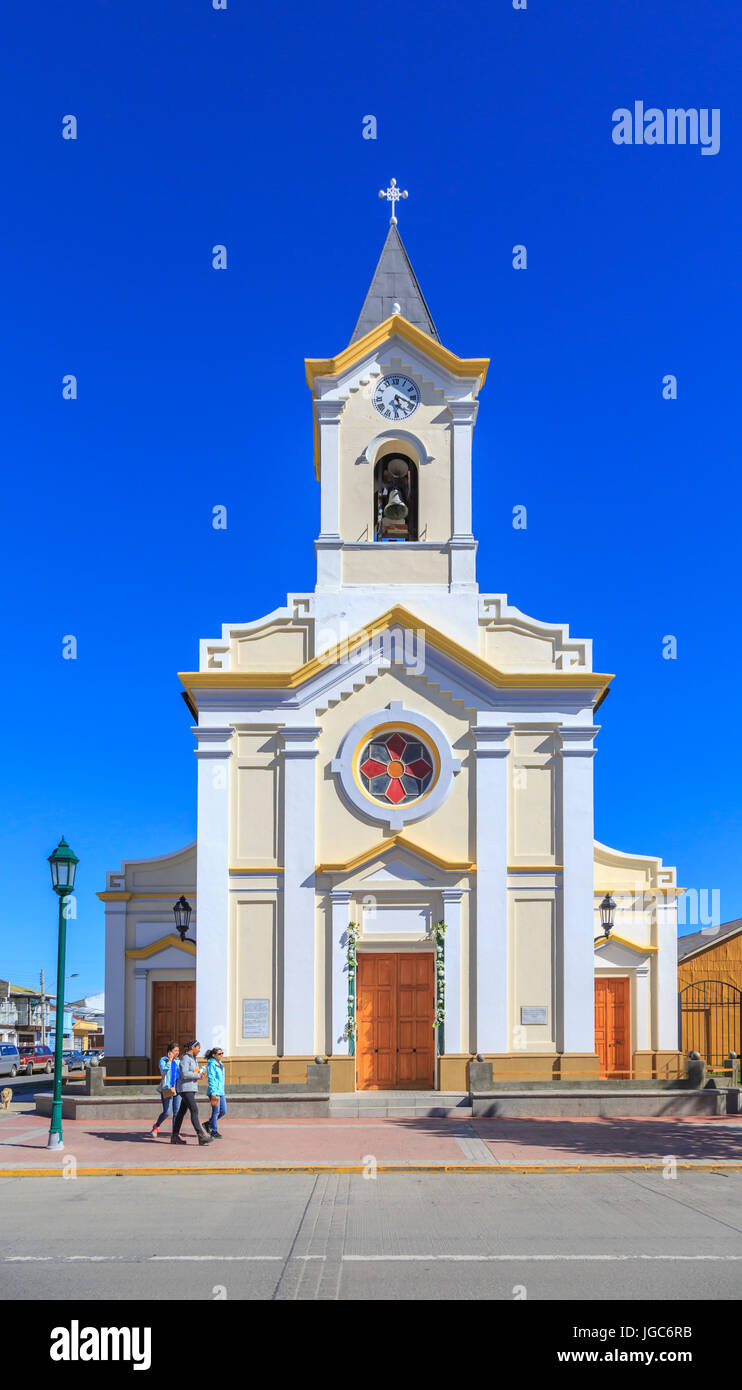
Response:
[2,1170,742,1301]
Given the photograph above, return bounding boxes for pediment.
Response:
[317,834,472,888]
[359,855,434,884]
[595,937,653,969]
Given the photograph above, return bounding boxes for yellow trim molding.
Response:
[595,934,658,955]
[305,314,489,392]
[305,314,490,476]
[317,834,474,876]
[125,934,196,959]
[179,605,613,706]
[98,891,196,902]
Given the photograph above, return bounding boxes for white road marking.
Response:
[5,1252,742,1264]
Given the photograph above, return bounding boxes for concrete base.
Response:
[35,1092,330,1120]
[472,1090,726,1117]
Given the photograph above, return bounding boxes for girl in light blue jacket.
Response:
[151,1042,181,1137]
[204,1048,226,1137]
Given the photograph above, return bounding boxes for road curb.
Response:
[1,1161,741,1177]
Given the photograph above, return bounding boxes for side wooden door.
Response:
[594,977,630,1078]
[151,980,196,1070]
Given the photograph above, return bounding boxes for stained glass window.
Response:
[359,730,434,806]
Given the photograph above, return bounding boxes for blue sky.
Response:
[2,0,739,995]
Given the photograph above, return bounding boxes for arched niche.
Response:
[374,451,419,542]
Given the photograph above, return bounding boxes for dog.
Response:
[0,1087,12,1111]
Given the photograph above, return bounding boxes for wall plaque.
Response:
[520,1006,548,1026]
[242,998,270,1039]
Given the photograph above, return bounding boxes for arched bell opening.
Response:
[374,452,419,542]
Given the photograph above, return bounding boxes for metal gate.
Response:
[679,980,742,1071]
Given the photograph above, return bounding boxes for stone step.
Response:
[330,1092,473,1119]
[333,1109,474,1119]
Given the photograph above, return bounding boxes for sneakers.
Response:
[151,1126,159,1137]
[211,1131,223,1139]
[198,1134,214,1146]
[170,1136,186,1145]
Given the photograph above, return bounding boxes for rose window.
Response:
[359,730,435,806]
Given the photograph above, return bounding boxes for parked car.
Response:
[18,1045,54,1075]
[0,1043,20,1077]
[82,1049,104,1067]
[62,1050,86,1070]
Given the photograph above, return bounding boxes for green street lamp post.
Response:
[47,837,79,1151]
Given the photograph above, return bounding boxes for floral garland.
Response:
[433,920,446,1052]
[346,922,359,1054]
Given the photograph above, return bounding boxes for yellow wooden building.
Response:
[678,920,742,1071]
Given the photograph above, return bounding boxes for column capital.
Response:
[330,888,353,905]
[314,399,346,425]
[440,888,465,904]
[447,399,478,425]
[471,725,511,757]
[279,726,321,757]
[192,726,234,759]
[134,966,148,980]
[559,726,600,757]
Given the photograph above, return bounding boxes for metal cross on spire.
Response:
[378,177,408,224]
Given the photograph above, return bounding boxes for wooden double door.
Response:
[151,981,196,1068]
[594,976,630,1077]
[356,952,435,1090]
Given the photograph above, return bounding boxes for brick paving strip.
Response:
[1,1113,741,1175]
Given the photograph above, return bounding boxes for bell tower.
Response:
[305,183,489,640]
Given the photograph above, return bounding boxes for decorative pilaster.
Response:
[194,726,233,1048]
[280,726,321,1055]
[558,726,599,1054]
[330,888,353,1056]
[103,900,127,1055]
[654,892,679,1050]
[440,889,464,1055]
[315,399,345,589]
[448,400,478,590]
[472,726,510,1053]
[635,964,651,1053]
[133,967,148,1058]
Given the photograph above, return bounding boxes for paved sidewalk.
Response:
[2,1110,742,1174]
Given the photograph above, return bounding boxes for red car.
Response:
[18,1045,54,1075]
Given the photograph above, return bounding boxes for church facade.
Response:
[101,212,682,1089]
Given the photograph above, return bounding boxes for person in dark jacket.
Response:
[170,1040,213,1146]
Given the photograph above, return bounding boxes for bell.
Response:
[384,456,409,485]
[383,488,408,521]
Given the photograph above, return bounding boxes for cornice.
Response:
[97,891,195,902]
[178,605,613,709]
[305,315,489,392]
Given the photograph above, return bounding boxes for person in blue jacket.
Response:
[151,1041,181,1137]
[204,1047,226,1137]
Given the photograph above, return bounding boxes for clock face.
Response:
[372,374,420,421]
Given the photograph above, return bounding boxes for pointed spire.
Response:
[350,222,439,345]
